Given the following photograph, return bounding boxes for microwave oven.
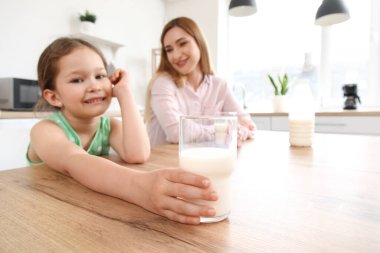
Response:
[0,78,40,110]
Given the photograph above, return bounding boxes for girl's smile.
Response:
[83,94,107,104]
[52,47,112,118]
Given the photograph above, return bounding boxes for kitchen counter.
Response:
[249,108,380,135]
[0,110,122,119]
[248,108,380,116]
[1,109,380,119]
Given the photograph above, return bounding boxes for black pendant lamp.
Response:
[315,0,350,26]
[229,0,257,17]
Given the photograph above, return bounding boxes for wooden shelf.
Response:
[72,32,124,49]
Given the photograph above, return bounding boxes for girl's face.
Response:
[163,26,201,76]
[52,47,112,119]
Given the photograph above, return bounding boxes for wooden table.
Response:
[1,131,379,252]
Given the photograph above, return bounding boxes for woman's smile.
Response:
[175,58,188,68]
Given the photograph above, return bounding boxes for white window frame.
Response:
[226,0,380,110]
[319,0,380,108]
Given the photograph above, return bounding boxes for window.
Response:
[228,0,379,111]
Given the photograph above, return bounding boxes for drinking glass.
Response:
[179,113,237,223]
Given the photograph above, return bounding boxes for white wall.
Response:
[0,0,165,107]
[0,0,229,107]
[165,0,228,76]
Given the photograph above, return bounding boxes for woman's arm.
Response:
[220,79,256,144]
[150,77,216,143]
[150,76,183,143]
[30,121,217,225]
[109,69,150,163]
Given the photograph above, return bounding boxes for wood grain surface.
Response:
[1,131,379,252]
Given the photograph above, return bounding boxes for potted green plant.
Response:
[267,73,289,96]
[80,10,97,23]
[267,73,289,112]
[79,10,97,33]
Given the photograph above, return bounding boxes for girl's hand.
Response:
[134,169,218,224]
[109,69,131,98]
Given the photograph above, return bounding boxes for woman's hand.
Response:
[133,169,218,224]
[238,113,256,132]
[237,114,256,147]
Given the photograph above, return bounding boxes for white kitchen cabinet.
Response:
[315,116,380,135]
[271,116,288,131]
[253,115,380,135]
[251,116,271,130]
[0,115,122,171]
[0,119,39,170]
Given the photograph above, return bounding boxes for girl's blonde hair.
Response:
[34,37,107,111]
[144,16,214,123]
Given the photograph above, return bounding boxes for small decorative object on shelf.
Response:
[79,10,97,34]
[343,84,361,110]
[267,73,289,112]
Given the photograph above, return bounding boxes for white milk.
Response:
[289,119,315,147]
[288,79,315,147]
[179,147,236,220]
[214,122,228,145]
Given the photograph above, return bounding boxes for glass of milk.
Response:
[179,113,237,223]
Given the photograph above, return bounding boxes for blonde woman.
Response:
[145,17,255,147]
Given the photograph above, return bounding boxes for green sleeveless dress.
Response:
[26,112,111,166]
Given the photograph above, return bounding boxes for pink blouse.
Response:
[146,74,246,146]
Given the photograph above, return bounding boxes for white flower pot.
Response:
[272,95,288,112]
[80,21,95,34]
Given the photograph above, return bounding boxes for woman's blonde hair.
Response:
[34,37,107,111]
[144,16,214,123]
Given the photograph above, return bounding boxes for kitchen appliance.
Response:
[342,83,361,110]
[0,78,40,110]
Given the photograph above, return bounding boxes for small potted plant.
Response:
[267,73,289,112]
[79,10,97,33]
[80,10,97,23]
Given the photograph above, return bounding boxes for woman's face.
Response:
[163,26,201,76]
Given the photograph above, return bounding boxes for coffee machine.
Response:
[342,84,361,110]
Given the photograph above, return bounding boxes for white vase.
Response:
[272,95,288,112]
[80,21,95,34]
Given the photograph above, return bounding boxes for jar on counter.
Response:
[288,79,315,147]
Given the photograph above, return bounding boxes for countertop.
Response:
[248,108,380,116]
[1,108,380,119]
[0,110,122,119]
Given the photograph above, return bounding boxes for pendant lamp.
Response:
[315,0,350,26]
[229,0,257,17]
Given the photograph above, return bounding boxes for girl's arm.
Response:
[30,121,217,225]
[109,69,150,163]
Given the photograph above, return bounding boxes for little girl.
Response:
[27,37,217,224]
